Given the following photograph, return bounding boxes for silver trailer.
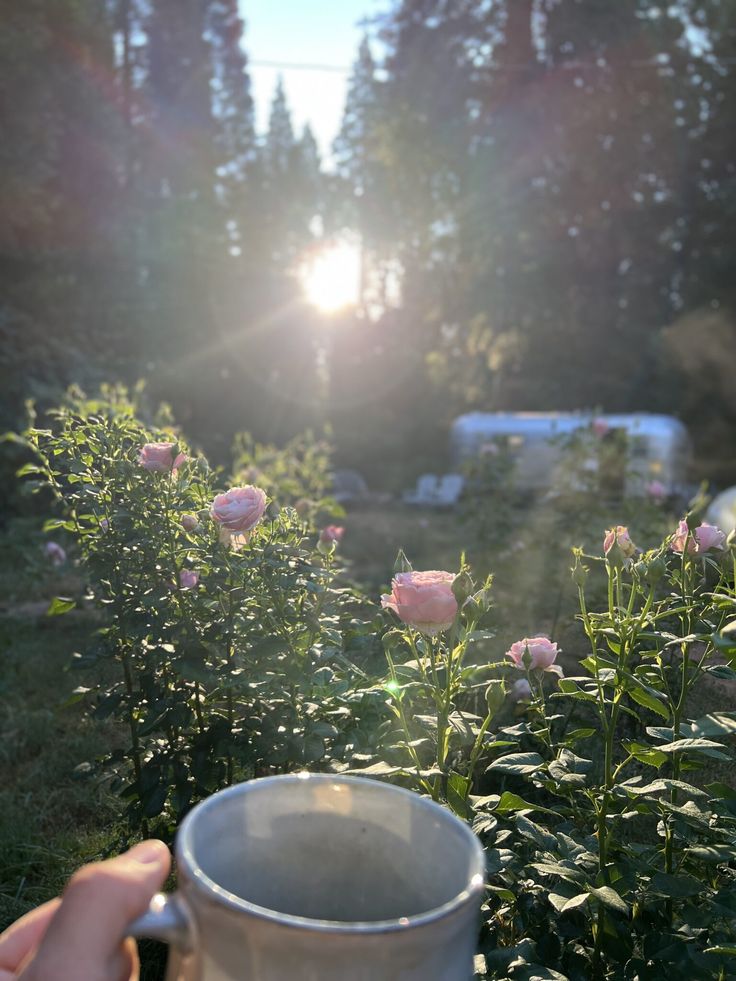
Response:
[450,412,692,495]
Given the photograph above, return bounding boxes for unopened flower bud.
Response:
[603,526,637,568]
[643,555,667,585]
[485,680,506,716]
[571,549,589,587]
[452,568,474,606]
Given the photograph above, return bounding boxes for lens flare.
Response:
[300,242,361,314]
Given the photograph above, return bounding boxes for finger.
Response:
[123,936,140,981]
[0,899,61,972]
[19,840,170,981]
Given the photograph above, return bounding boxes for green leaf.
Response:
[649,872,703,898]
[16,462,44,477]
[706,781,736,801]
[557,679,598,702]
[61,686,94,708]
[656,737,731,760]
[619,777,707,798]
[565,727,596,742]
[447,773,472,819]
[495,791,559,817]
[47,596,76,616]
[628,684,669,720]
[688,712,736,738]
[530,861,586,886]
[687,844,736,863]
[515,813,557,850]
[589,886,629,915]
[487,752,544,776]
[561,892,591,913]
[43,517,76,532]
[660,799,713,829]
[346,761,406,777]
[623,741,667,768]
[704,947,736,957]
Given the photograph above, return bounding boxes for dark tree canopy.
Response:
[0,0,734,481]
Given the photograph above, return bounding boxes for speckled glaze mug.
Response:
[129,773,485,980]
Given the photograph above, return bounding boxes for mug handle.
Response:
[128,891,195,952]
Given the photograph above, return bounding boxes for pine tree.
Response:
[265,76,296,176]
[260,76,310,264]
[0,0,125,428]
[334,38,379,192]
[205,0,257,243]
[295,123,323,232]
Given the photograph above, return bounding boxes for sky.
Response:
[241,1,385,161]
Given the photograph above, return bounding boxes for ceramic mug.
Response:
[129,773,485,980]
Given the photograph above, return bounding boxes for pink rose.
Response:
[505,636,562,676]
[671,519,726,555]
[509,678,532,703]
[592,418,610,438]
[181,514,199,533]
[319,525,345,545]
[381,570,458,635]
[179,569,199,590]
[44,541,67,566]
[138,442,187,472]
[696,523,727,552]
[211,486,267,534]
[603,525,637,562]
[645,480,667,502]
[670,520,695,554]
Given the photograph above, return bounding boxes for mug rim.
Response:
[176,773,486,934]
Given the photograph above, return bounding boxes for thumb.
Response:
[20,840,170,981]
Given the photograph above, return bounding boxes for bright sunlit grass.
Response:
[300,241,361,314]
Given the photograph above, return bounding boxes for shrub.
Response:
[366,527,736,979]
[11,389,736,978]
[15,388,372,837]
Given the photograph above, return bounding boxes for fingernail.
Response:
[129,840,167,865]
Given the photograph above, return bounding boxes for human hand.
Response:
[0,840,170,981]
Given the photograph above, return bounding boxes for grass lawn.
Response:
[0,607,169,976]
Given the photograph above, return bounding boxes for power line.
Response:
[249,56,736,75]
[250,59,350,74]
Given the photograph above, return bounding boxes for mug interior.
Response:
[182,775,482,924]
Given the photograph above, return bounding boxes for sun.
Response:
[300,241,361,314]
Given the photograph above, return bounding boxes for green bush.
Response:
[11,389,736,978]
[15,388,373,838]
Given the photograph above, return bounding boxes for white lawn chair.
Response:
[403,474,440,505]
[435,473,464,507]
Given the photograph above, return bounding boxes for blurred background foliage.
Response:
[1,0,735,492]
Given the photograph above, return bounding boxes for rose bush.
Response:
[13,387,736,979]
[16,388,375,836]
[358,526,736,980]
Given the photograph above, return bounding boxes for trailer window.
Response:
[630,436,648,458]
